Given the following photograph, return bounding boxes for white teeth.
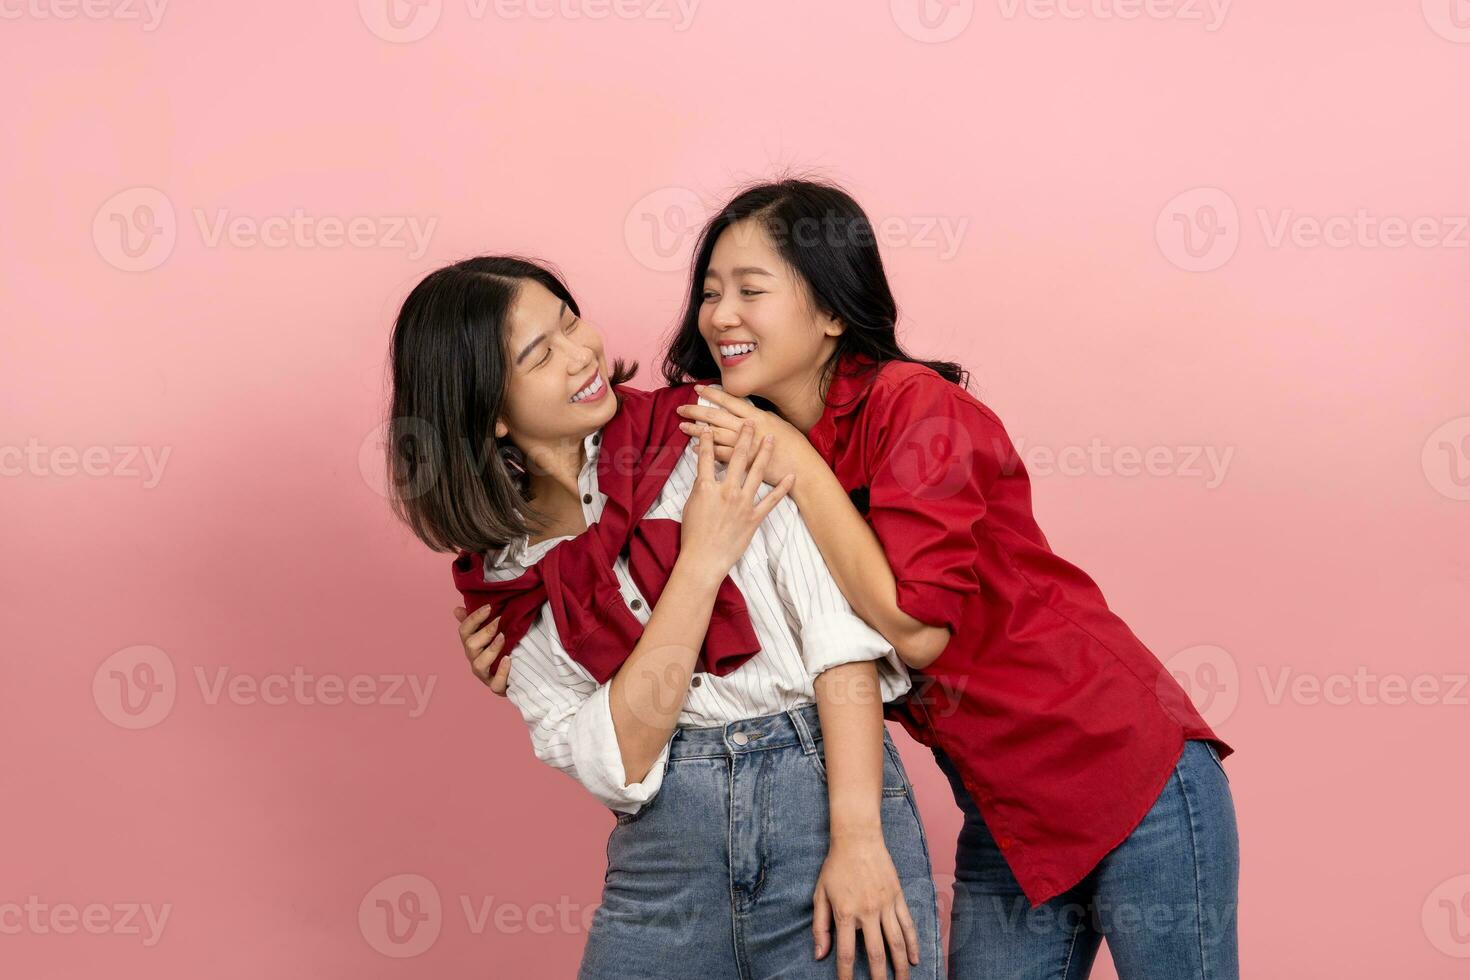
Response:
[720,342,757,357]
[570,374,604,403]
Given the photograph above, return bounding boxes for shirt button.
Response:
[592,434,600,445]
[731,731,749,746]
[582,493,592,504]
[690,675,703,688]
[630,599,643,611]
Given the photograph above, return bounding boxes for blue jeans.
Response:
[579,702,943,979]
[936,740,1239,980]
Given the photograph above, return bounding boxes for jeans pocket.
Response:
[809,737,910,796]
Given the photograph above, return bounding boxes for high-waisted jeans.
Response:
[936,739,1240,980]
[579,702,944,979]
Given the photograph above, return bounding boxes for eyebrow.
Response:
[706,266,776,279]
[514,301,568,365]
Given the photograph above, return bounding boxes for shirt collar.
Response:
[821,350,883,421]
[807,350,882,455]
[487,427,604,571]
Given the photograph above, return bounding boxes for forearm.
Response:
[792,459,951,668]
[813,659,887,840]
[607,558,723,783]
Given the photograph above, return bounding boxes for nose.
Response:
[555,333,594,372]
[711,294,741,330]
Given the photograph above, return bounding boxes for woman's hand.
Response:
[677,421,794,585]
[453,604,510,696]
[813,831,921,980]
[676,385,816,487]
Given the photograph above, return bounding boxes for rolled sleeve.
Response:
[762,493,912,702]
[800,611,913,704]
[504,612,672,816]
[565,682,671,814]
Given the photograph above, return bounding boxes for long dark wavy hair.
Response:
[660,178,969,414]
[384,255,638,556]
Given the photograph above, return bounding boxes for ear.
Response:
[821,310,846,339]
[494,418,509,439]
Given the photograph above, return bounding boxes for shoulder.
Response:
[865,360,1005,432]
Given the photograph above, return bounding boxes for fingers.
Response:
[862,914,888,980]
[882,907,912,980]
[457,602,496,643]
[743,433,774,494]
[694,424,715,481]
[835,915,857,980]
[677,420,736,447]
[463,614,502,663]
[471,631,505,679]
[751,473,795,523]
[895,895,920,966]
[812,887,832,960]
[487,651,511,696]
[723,421,757,488]
[691,384,746,413]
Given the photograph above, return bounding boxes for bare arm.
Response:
[604,559,722,783]
[610,421,793,784]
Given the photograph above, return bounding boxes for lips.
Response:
[718,341,758,363]
[570,373,605,403]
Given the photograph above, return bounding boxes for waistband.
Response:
[667,701,825,761]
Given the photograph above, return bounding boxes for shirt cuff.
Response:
[567,682,672,815]
[801,611,912,703]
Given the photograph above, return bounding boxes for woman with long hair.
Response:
[393,255,941,979]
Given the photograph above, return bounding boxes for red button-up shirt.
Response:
[806,352,1230,906]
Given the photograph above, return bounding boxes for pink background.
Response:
[4,1,1468,976]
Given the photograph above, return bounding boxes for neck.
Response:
[520,433,589,531]
[764,348,840,433]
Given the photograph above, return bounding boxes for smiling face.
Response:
[493,278,617,449]
[697,218,845,403]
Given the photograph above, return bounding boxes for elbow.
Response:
[895,624,951,669]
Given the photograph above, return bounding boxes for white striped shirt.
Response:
[485,389,911,814]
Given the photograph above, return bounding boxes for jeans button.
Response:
[731,731,749,746]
